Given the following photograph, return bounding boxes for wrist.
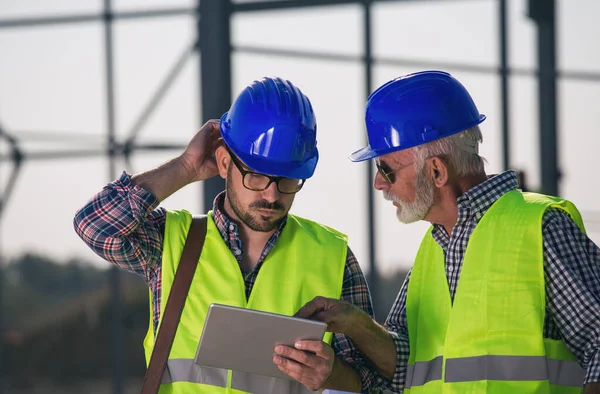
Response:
[131,156,197,202]
[176,153,202,183]
[323,356,362,392]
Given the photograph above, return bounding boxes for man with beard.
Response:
[73,77,377,394]
[291,71,600,393]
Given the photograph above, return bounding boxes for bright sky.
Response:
[1,0,599,275]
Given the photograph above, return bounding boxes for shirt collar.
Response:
[457,170,519,222]
[431,170,520,247]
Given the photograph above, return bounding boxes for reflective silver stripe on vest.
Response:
[546,359,585,387]
[405,356,584,388]
[162,359,227,386]
[231,371,314,394]
[405,356,443,388]
[445,355,584,387]
[162,359,315,393]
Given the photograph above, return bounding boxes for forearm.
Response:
[323,356,362,393]
[335,247,382,391]
[542,209,600,389]
[347,316,398,380]
[131,155,196,202]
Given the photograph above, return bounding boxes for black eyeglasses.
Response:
[229,153,305,194]
[374,158,414,184]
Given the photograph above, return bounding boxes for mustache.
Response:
[383,190,397,202]
[250,201,284,211]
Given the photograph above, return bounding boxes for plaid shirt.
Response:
[73,172,379,392]
[380,170,600,392]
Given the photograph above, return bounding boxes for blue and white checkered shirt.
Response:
[381,170,600,392]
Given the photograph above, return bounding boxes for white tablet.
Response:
[194,303,327,380]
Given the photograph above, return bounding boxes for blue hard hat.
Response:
[220,77,318,179]
[349,70,486,162]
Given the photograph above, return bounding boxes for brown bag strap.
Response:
[140,215,208,394]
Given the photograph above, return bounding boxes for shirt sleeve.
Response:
[73,171,167,284]
[333,246,382,393]
[379,269,411,393]
[542,208,600,384]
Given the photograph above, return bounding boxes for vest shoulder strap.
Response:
[141,215,208,394]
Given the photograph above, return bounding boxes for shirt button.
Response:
[448,265,454,272]
[229,224,235,231]
[233,249,242,256]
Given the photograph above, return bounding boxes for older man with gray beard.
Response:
[293,71,600,394]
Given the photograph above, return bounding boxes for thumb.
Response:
[294,296,328,319]
[294,302,320,319]
[312,310,340,327]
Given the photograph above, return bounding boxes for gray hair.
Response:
[412,125,485,176]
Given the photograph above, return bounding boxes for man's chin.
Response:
[249,214,282,232]
[395,206,424,224]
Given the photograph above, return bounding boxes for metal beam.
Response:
[0,143,187,162]
[102,1,124,393]
[0,155,22,220]
[232,0,445,13]
[0,126,22,394]
[124,41,196,146]
[363,0,379,317]
[0,0,458,29]
[234,45,600,82]
[199,0,229,212]
[234,45,358,63]
[0,7,194,29]
[529,0,559,196]
[0,128,22,394]
[233,0,362,12]
[559,70,600,82]
[234,42,600,85]
[8,130,105,142]
[234,44,507,74]
[499,0,510,170]
[0,127,23,220]
[0,149,104,161]
[0,126,20,394]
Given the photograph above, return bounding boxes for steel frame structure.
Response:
[1,0,599,392]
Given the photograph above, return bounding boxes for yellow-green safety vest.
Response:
[143,210,348,394]
[405,191,586,394]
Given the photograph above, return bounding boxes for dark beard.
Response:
[226,167,286,232]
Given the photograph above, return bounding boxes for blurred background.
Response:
[0,0,599,392]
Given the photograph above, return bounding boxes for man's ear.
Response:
[428,156,449,187]
[215,146,230,179]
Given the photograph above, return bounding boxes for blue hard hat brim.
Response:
[235,148,319,180]
[349,114,486,162]
[348,145,381,162]
[238,150,318,180]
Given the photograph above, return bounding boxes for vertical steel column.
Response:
[529,0,559,196]
[363,0,379,313]
[103,1,124,392]
[0,131,22,394]
[198,0,230,212]
[499,0,510,171]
